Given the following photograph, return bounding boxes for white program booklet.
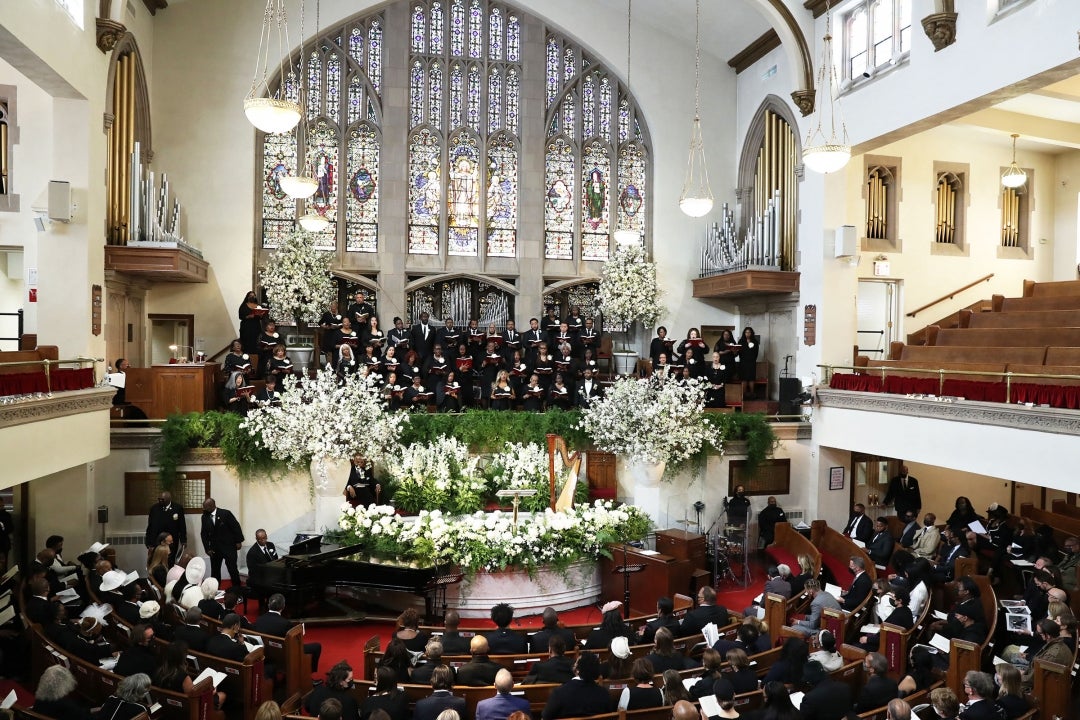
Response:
[789,691,805,709]
[968,520,987,535]
[194,667,227,689]
[825,583,843,598]
[929,634,951,653]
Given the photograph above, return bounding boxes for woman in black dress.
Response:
[994,663,1031,719]
[32,665,94,720]
[361,666,408,720]
[617,658,662,710]
[222,339,251,373]
[649,326,674,366]
[438,370,462,412]
[394,608,430,652]
[264,344,294,390]
[223,370,252,414]
[318,300,343,368]
[490,370,514,410]
[714,329,739,367]
[238,291,264,355]
[97,673,153,720]
[737,326,760,398]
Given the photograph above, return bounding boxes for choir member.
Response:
[704,351,728,408]
[454,343,475,407]
[347,291,375,333]
[382,372,404,411]
[490,370,515,410]
[522,373,545,412]
[404,374,432,411]
[524,318,545,366]
[548,374,573,410]
[238,291,265,355]
[437,318,461,360]
[426,345,451,391]
[366,316,386,353]
[439,371,463,412]
[222,340,252,374]
[534,342,555,390]
[388,317,411,355]
[579,317,599,358]
[256,320,283,373]
[737,326,760,398]
[264,344,294,390]
[650,327,675,367]
[319,301,343,368]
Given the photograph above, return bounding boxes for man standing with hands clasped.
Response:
[145,491,186,565]
[201,498,244,589]
[884,464,922,519]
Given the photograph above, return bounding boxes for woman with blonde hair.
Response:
[789,553,815,595]
[147,544,171,587]
[254,701,283,720]
[994,663,1030,719]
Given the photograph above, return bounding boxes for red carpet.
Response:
[280,555,767,678]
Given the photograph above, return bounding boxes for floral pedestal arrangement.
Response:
[311,457,351,533]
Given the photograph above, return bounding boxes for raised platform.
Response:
[105,243,209,282]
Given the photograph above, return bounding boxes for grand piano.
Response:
[247,535,444,621]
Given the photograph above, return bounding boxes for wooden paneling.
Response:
[122,362,219,418]
[125,471,211,516]
[692,270,800,299]
[105,245,209,283]
[600,543,697,616]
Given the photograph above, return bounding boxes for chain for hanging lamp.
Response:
[679,0,713,218]
[1001,134,1027,188]
[802,8,851,174]
[280,0,319,199]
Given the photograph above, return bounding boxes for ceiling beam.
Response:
[957,108,1080,150]
[142,0,168,16]
[728,29,782,74]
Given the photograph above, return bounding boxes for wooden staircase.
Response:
[906,298,992,346]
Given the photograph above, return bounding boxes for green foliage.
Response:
[399,409,590,451]
[704,412,780,474]
[158,411,277,489]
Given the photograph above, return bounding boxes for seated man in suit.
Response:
[855,652,899,712]
[253,592,322,673]
[412,639,450,685]
[897,511,921,549]
[639,596,681,644]
[439,610,471,654]
[485,602,528,654]
[799,660,853,720]
[959,671,1000,720]
[931,527,970,582]
[791,579,841,637]
[204,613,249,662]
[843,503,874,544]
[456,636,505,686]
[678,586,730,637]
[24,577,53,625]
[867,518,895,568]
[529,607,577,654]
[114,624,159,677]
[414,665,466,720]
[541,651,613,720]
[475,669,530,720]
[841,556,872,612]
[524,635,574,684]
[173,607,208,652]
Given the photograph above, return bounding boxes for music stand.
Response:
[495,489,538,530]
[613,543,646,619]
[425,564,464,624]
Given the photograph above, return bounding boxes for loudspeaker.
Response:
[834,225,857,257]
[779,377,802,403]
[97,505,109,524]
[48,180,71,222]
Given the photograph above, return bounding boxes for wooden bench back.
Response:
[1025,278,1080,298]
[931,327,1080,348]
[1045,346,1080,365]
[194,611,310,698]
[1019,503,1080,546]
[0,347,59,374]
[997,294,1080,313]
[1004,364,1080,386]
[899,345,1046,365]
[1031,657,1071,720]
[965,308,1080,329]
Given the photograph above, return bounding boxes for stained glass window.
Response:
[488,7,503,61]
[545,137,574,260]
[408,128,441,255]
[486,134,517,257]
[617,142,647,245]
[447,132,480,256]
[581,142,610,261]
[542,32,649,260]
[346,124,379,253]
[468,0,483,59]
[307,119,340,250]
[450,64,464,128]
[507,14,520,61]
[409,60,424,127]
[488,69,502,133]
[411,4,426,53]
[429,64,444,129]
[258,11,385,252]
[450,0,465,56]
[506,68,519,135]
[262,130,298,249]
[430,2,444,53]
[467,64,481,131]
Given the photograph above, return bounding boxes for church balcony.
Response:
[813,387,1080,491]
[692,268,801,299]
[104,242,209,283]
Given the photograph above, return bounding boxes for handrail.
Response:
[906,273,994,318]
[818,362,1080,404]
[208,342,233,363]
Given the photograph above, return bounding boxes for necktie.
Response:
[212,513,217,526]
[264,545,271,557]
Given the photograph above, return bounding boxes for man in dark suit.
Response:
[898,511,921,548]
[25,577,52,624]
[439,610,471,654]
[485,602,528,654]
[883,465,922,518]
[541,651,613,720]
[388,316,412,355]
[958,671,1000,720]
[173,607,208,652]
[843,503,874,544]
[456,636,505,686]
[411,311,436,361]
[475,669,530,720]
[437,318,462,360]
[799,660,853,720]
[412,639,451,685]
[932,527,970,582]
[145,491,187,565]
[414,665,466,720]
[640,596,681,644]
[114,624,159,677]
[757,497,787,548]
[254,593,322,673]
[855,652,899,712]
[115,582,143,625]
[200,498,244,588]
[841,556,872,612]
[678,586,730,637]
[245,528,279,570]
[205,613,249,662]
[528,607,577,654]
[524,635,574,684]
[575,368,604,408]
[346,290,375,330]
[867,517,895,567]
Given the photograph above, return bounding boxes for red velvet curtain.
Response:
[0,368,95,397]
[829,373,883,392]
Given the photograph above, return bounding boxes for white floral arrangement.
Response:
[384,436,486,515]
[259,229,334,327]
[486,442,584,511]
[578,376,722,467]
[337,499,652,573]
[597,243,664,329]
[241,368,408,467]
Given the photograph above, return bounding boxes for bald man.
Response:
[456,635,505,686]
[672,700,698,720]
[475,669,530,720]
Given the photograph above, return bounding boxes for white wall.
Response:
[1052,150,1080,281]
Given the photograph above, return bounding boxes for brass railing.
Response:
[0,356,102,396]
[818,363,1080,405]
[906,273,993,318]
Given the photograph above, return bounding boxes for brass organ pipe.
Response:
[1013,190,1020,246]
[124,55,135,244]
[117,56,128,244]
[936,180,944,243]
[947,182,955,244]
[108,63,117,242]
[0,122,7,191]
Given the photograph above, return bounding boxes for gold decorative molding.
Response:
[922,12,958,52]
[790,89,815,117]
[728,30,782,74]
[0,387,114,430]
[95,18,126,54]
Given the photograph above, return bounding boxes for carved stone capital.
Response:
[96,18,126,54]
[921,12,958,52]
[790,89,815,117]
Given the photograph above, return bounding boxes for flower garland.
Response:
[578,376,722,467]
[241,368,408,467]
[259,229,334,326]
[337,500,652,573]
[597,243,663,329]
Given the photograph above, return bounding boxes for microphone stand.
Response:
[613,543,645,619]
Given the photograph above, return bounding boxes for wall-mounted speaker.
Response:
[48,180,71,222]
[97,505,109,524]
[834,225,857,258]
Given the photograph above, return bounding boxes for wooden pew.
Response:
[1019,503,1080,547]
[1045,346,1080,365]
[865,360,1007,383]
[1031,657,1071,720]
[995,294,1080,313]
[332,679,562,720]
[196,609,312,698]
[897,345,1047,365]
[1024,278,1080,298]
[765,522,821,579]
[929,327,1080,348]
[963,308,1080,329]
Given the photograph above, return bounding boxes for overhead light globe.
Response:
[1001,134,1027,188]
[298,212,331,232]
[244,97,302,135]
[279,175,318,199]
[679,196,713,218]
[803,144,852,175]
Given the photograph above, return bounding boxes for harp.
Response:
[546,433,582,512]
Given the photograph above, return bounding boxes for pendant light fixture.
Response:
[297,0,331,233]
[614,0,641,246]
[244,0,303,134]
[678,0,713,218]
[279,0,319,199]
[802,7,851,174]
[1001,134,1027,189]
